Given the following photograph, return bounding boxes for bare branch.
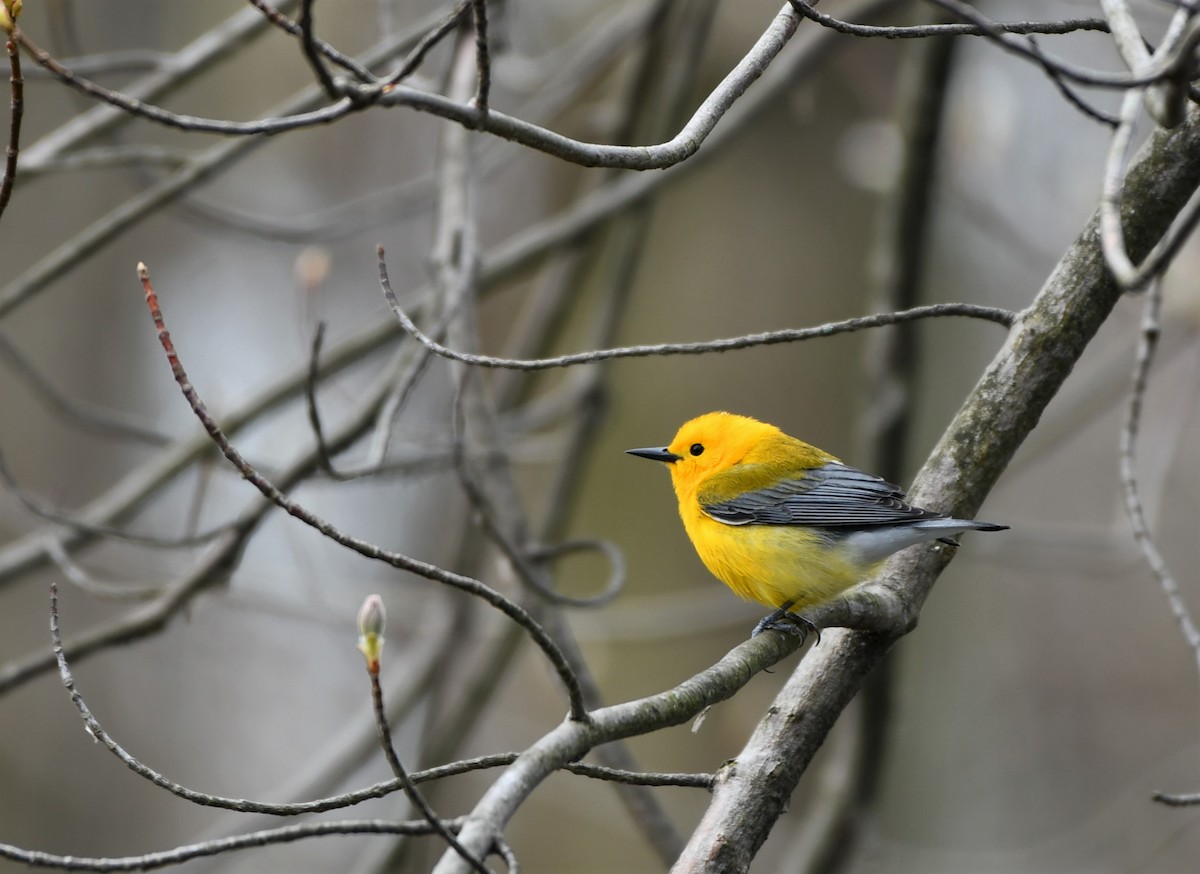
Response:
[1118,280,1200,671]
[17,29,359,135]
[50,591,528,819]
[1100,0,1184,126]
[1025,33,1120,127]
[433,631,803,873]
[297,0,339,99]
[245,0,375,83]
[366,655,492,874]
[0,23,21,221]
[925,0,1189,88]
[1100,89,1200,289]
[380,0,471,87]
[137,262,588,721]
[371,0,799,170]
[0,0,924,589]
[20,1,303,171]
[0,329,169,444]
[0,819,455,871]
[45,541,164,601]
[470,0,491,113]
[383,274,1014,370]
[673,101,1200,872]
[790,0,1109,39]
[0,440,233,549]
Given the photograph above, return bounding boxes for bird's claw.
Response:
[751,608,820,645]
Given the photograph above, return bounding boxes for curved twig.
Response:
[138,262,587,721]
[382,255,1015,371]
[246,0,374,82]
[790,0,1108,39]
[0,819,457,871]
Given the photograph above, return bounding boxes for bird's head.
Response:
[626,411,785,497]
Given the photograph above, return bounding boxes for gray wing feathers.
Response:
[702,462,943,529]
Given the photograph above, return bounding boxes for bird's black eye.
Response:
[689,443,704,457]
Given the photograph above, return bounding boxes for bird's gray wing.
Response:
[701,462,942,529]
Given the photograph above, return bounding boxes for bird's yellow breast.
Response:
[678,499,871,611]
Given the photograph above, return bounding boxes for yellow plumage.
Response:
[627,411,1006,629]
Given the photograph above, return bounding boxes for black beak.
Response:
[626,446,682,463]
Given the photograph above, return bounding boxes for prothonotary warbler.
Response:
[627,411,1007,639]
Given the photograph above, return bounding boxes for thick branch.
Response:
[431,632,802,874]
[673,102,1200,873]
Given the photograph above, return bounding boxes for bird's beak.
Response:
[626,446,682,463]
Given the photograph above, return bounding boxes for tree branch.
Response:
[673,101,1200,873]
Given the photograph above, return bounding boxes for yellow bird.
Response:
[627,411,1006,638]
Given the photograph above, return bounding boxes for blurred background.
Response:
[1,1,1198,871]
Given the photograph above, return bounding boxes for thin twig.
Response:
[382,0,472,87]
[46,542,163,601]
[0,24,21,221]
[18,29,358,135]
[307,311,462,481]
[1026,34,1119,127]
[246,0,374,82]
[925,0,1183,88]
[382,272,1015,371]
[0,329,170,445]
[1153,790,1200,806]
[368,665,494,874]
[0,0,901,585]
[49,582,492,820]
[298,0,339,98]
[471,0,491,113]
[1118,280,1200,674]
[1100,90,1147,288]
[1100,0,1183,127]
[431,631,803,873]
[19,1,302,173]
[21,48,166,77]
[304,321,338,476]
[137,262,587,721]
[0,819,454,871]
[790,0,1108,39]
[564,760,714,788]
[46,593,713,823]
[3,289,445,693]
[0,441,234,548]
[450,387,623,608]
[1101,95,1200,289]
[16,144,192,177]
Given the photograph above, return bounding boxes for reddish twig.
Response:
[136,261,587,721]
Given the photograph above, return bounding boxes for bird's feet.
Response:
[751,606,820,645]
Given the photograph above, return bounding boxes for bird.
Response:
[626,411,1007,640]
